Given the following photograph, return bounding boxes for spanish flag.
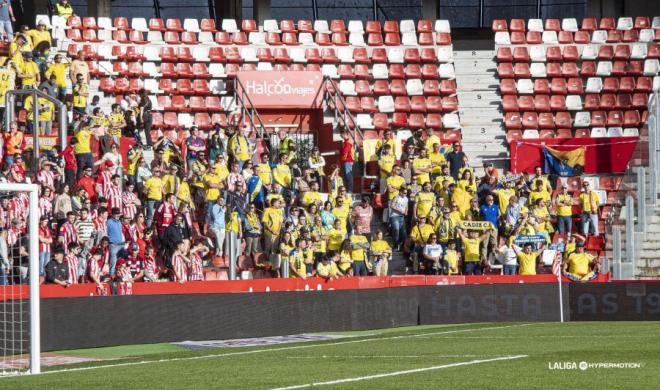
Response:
[543,146,585,176]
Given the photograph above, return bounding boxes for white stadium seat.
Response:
[562,18,578,32]
[516,79,534,94]
[338,47,354,63]
[98,17,113,30]
[616,17,633,30]
[314,20,329,33]
[400,20,415,33]
[339,80,357,96]
[132,18,148,32]
[494,32,510,45]
[349,32,366,46]
[541,31,558,44]
[528,19,544,32]
[438,63,455,78]
[434,20,451,33]
[406,79,424,96]
[372,64,389,79]
[574,112,591,127]
[591,30,607,44]
[263,19,280,33]
[607,127,624,137]
[585,78,603,93]
[387,47,404,63]
[378,96,395,113]
[321,64,338,78]
[401,32,418,45]
[590,127,607,137]
[530,63,547,78]
[566,95,583,110]
[184,18,200,32]
[442,113,460,129]
[596,61,612,76]
[222,19,238,32]
[348,20,364,33]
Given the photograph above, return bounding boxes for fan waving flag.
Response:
[543,146,586,176]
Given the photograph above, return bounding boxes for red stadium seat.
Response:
[332,32,348,45]
[518,96,534,111]
[280,20,296,32]
[546,63,562,78]
[201,18,217,32]
[510,19,526,32]
[555,112,572,128]
[305,48,322,63]
[607,110,624,126]
[405,64,422,79]
[505,112,522,129]
[149,18,165,31]
[563,46,579,61]
[574,30,590,44]
[354,64,370,79]
[274,48,290,63]
[499,79,517,95]
[99,77,114,93]
[522,112,538,129]
[390,80,408,96]
[616,94,632,109]
[492,19,507,32]
[373,112,389,130]
[526,31,542,44]
[513,63,531,78]
[353,48,370,64]
[315,32,331,45]
[599,17,615,30]
[623,110,641,127]
[502,95,519,112]
[166,18,184,32]
[163,112,179,129]
[82,29,101,42]
[282,32,299,45]
[266,32,282,45]
[580,61,596,77]
[426,113,443,129]
[561,62,579,77]
[114,17,129,30]
[209,47,226,62]
[545,19,561,31]
[408,113,426,128]
[114,77,129,94]
[410,96,427,112]
[164,31,180,44]
[177,46,193,62]
[366,20,381,34]
[497,47,513,62]
[442,96,458,112]
[355,80,372,95]
[193,79,210,95]
[373,80,390,95]
[497,63,514,78]
[389,64,405,79]
[383,20,399,33]
[598,45,614,60]
[192,63,210,78]
[418,32,434,45]
[574,128,590,138]
[600,94,616,109]
[159,79,173,94]
[510,31,526,44]
[321,48,338,63]
[367,33,383,46]
[391,112,408,128]
[225,47,242,63]
[581,17,597,31]
[232,32,248,45]
[534,95,551,112]
[161,62,177,78]
[205,96,222,112]
[618,77,635,93]
[176,79,193,95]
[394,96,411,112]
[182,31,198,44]
[257,47,273,62]
[405,48,421,63]
[361,97,378,112]
[241,19,257,32]
[556,128,573,138]
[421,64,438,79]
[546,46,562,62]
[338,64,354,79]
[558,31,574,44]
[513,47,529,62]
[550,95,567,111]
[632,93,649,108]
[436,33,452,45]
[584,94,601,110]
[567,78,583,94]
[384,33,401,45]
[194,113,212,129]
[591,111,607,127]
[214,31,230,44]
[423,80,439,95]
[426,96,443,112]
[170,95,189,112]
[371,48,387,63]
[331,19,346,33]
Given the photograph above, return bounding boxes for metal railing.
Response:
[5,89,68,172]
[232,76,271,155]
[608,93,659,279]
[322,76,364,147]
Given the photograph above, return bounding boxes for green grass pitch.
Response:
[2,322,659,389]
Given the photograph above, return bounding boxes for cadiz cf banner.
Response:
[236,71,324,109]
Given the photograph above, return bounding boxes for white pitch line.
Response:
[271,355,529,390]
[286,354,511,359]
[3,323,532,378]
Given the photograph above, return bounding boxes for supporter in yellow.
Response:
[262,200,284,238]
[555,184,574,234]
[414,182,435,219]
[72,74,88,114]
[143,174,164,202]
[300,181,322,207]
[54,0,75,18]
[429,143,446,175]
[337,240,353,274]
[108,104,126,142]
[443,241,460,275]
[227,129,251,164]
[528,180,551,205]
[412,148,432,185]
[370,230,391,276]
[18,53,40,88]
[531,166,553,193]
[578,183,599,214]
[433,165,455,192]
[24,92,54,135]
[8,35,30,71]
[27,22,51,49]
[450,184,471,215]
[331,196,351,230]
[564,242,597,279]
[375,129,397,157]
[458,227,491,274]
[73,126,92,154]
[212,157,229,182]
[69,51,90,83]
[436,209,457,245]
[0,65,15,107]
[203,171,223,202]
[265,184,284,206]
[272,154,292,188]
[255,153,273,187]
[410,217,435,247]
[316,255,341,279]
[326,219,346,251]
[457,170,477,193]
[386,166,406,200]
[425,129,442,154]
[494,181,516,215]
[512,242,545,275]
[279,232,295,269]
[378,144,396,189]
[289,238,307,279]
[46,55,68,95]
[532,199,554,233]
[350,234,370,276]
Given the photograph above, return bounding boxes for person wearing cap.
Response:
[409,216,435,274]
[563,242,599,281]
[579,180,600,236]
[18,51,39,89]
[27,21,51,51]
[45,248,70,286]
[513,242,546,275]
[436,208,456,249]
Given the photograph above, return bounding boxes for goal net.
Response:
[0,184,40,376]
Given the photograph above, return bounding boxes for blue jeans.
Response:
[503,264,518,275]
[75,153,94,178]
[3,155,13,167]
[39,251,51,276]
[109,243,124,276]
[464,261,482,275]
[146,200,159,228]
[581,213,599,235]
[342,162,354,192]
[0,20,13,41]
[353,261,367,276]
[389,214,406,248]
[557,216,572,235]
[0,267,8,285]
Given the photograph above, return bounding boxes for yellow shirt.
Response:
[73,83,88,108]
[494,188,516,215]
[255,163,273,186]
[436,219,455,243]
[410,224,435,244]
[556,193,574,217]
[350,235,369,262]
[317,261,339,278]
[412,158,432,185]
[425,135,441,154]
[19,61,40,88]
[262,207,284,237]
[332,206,351,230]
[46,63,68,88]
[108,112,125,137]
[529,190,551,206]
[415,191,435,218]
[24,96,54,121]
[301,191,321,207]
[568,252,593,276]
[338,250,352,272]
[445,250,459,274]
[26,29,52,48]
[214,163,229,182]
[579,191,600,214]
[272,164,292,187]
[226,212,241,233]
[462,237,481,262]
[73,129,92,154]
[517,252,538,275]
[279,243,294,261]
[386,175,405,200]
[371,239,391,255]
[378,153,396,179]
[457,179,476,193]
[433,175,455,192]
[227,134,250,161]
[327,228,346,251]
[203,174,222,201]
[0,68,15,106]
[144,177,164,201]
[429,152,446,174]
[452,187,472,215]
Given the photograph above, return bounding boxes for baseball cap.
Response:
[576,241,585,247]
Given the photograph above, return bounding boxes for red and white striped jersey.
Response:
[93,217,107,237]
[86,255,100,283]
[58,222,78,254]
[65,253,80,284]
[171,254,188,282]
[115,266,132,282]
[38,225,52,253]
[122,191,139,220]
[105,184,123,210]
[38,196,52,219]
[96,171,113,196]
[7,227,20,247]
[188,251,204,281]
[124,223,138,243]
[155,202,176,234]
[37,169,56,190]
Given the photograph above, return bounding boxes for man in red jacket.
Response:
[61,140,77,187]
[340,131,354,193]
[76,166,97,202]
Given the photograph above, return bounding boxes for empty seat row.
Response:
[499,76,656,95]
[58,16,451,35]
[507,127,639,141]
[150,112,231,130]
[502,94,649,112]
[492,17,659,33]
[501,76,660,95]
[494,29,659,45]
[337,95,457,113]
[498,59,660,78]
[504,110,644,129]
[497,44,660,62]
[151,95,230,112]
[100,77,219,95]
[352,112,461,130]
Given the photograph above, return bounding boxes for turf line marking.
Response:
[271,355,529,390]
[5,323,532,378]
[286,355,511,359]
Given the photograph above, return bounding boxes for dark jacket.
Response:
[45,260,69,284]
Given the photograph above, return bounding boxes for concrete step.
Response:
[454,50,496,59]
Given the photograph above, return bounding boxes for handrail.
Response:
[6,89,68,173]
[322,76,364,148]
[232,77,270,154]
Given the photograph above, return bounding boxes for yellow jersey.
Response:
[301,191,322,207]
[568,253,593,276]
[386,175,405,200]
[415,191,435,218]
[378,153,396,178]
[73,129,92,154]
[73,83,88,108]
[433,175,455,192]
[317,261,339,278]
[203,174,222,201]
[26,29,52,48]
[556,193,574,217]
[255,163,273,186]
[144,177,164,201]
[370,239,391,255]
[412,158,432,185]
[425,135,441,154]
[327,228,346,251]
[19,61,40,88]
[227,134,250,161]
[332,206,351,230]
[445,250,459,275]
[0,69,15,106]
[579,191,600,214]
[517,252,538,275]
[410,224,435,244]
[529,189,551,206]
[262,207,284,237]
[494,188,516,215]
[350,235,369,262]
[272,164,292,187]
[46,63,68,88]
[462,237,481,262]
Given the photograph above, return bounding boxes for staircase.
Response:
[454,50,509,176]
[636,182,660,278]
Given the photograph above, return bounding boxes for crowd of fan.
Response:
[0,6,601,287]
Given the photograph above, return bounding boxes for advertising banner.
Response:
[236,71,324,109]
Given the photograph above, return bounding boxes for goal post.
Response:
[0,183,40,375]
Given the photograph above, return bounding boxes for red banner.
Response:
[236,71,324,109]
[510,137,639,174]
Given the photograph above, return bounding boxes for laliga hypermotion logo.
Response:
[245,78,316,97]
